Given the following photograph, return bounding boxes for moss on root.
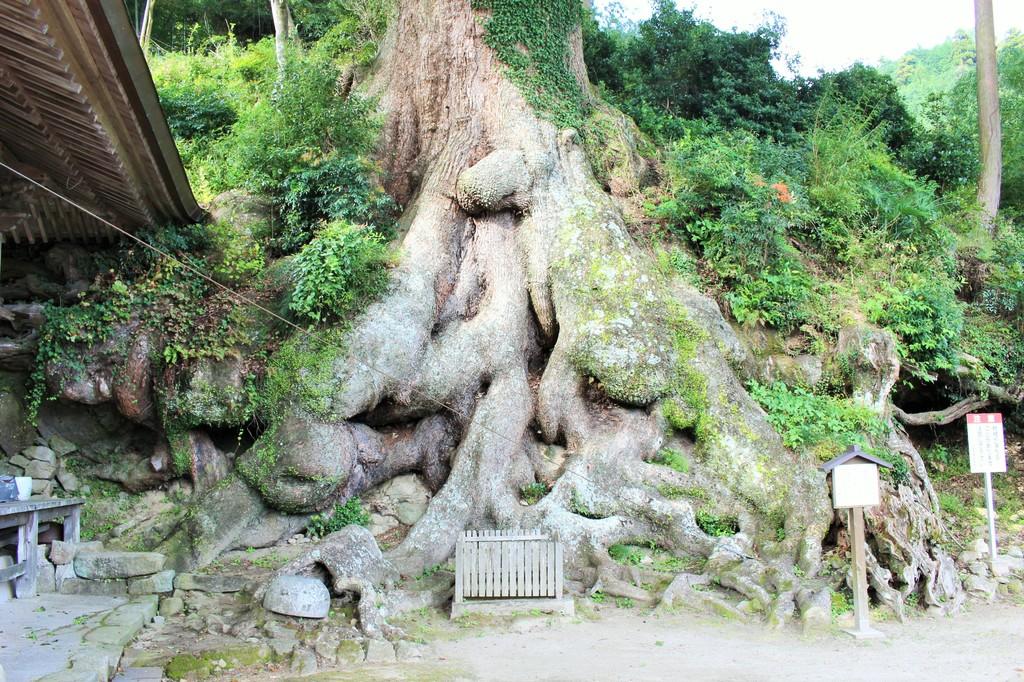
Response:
[582,103,657,196]
[556,208,677,405]
[553,208,716,445]
[261,327,349,420]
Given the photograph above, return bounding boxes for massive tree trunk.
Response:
[169,0,962,627]
[975,0,1002,229]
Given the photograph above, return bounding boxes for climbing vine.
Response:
[472,0,588,130]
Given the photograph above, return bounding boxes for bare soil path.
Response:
[435,604,1024,681]
[299,602,1024,682]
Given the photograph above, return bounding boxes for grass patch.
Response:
[520,482,549,505]
[695,510,739,537]
[652,447,690,473]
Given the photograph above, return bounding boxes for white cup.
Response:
[14,477,32,501]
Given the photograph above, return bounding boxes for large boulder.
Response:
[238,419,356,513]
[208,190,271,231]
[169,430,231,493]
[363,473,431,535]
[45,323,152,420]
[37,401,158,466]
[128,570,176,595]
[262,575,331,619]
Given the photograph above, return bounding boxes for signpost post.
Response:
[966,413,1007,569]
[822,445,893,640]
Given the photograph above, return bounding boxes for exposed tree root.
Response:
[892,397,992,426]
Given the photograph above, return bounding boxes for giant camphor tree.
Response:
[150,0,963,628]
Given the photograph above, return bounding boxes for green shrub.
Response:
[874,449,911,487]
[657,131,805,279]
[806,106,947,258]
[748,381,887,459]
[209,48,377,196]
[726,260,813,332]
[865,274,963,378]
[206,220,265,286]
[983,225,1024,326]
[695,510,739,537]
[158,81,237,140]
[960,312,1024,387]
[306,498,370,538]
[830,590,852,618]
[276,156,399,254]
[288,221,390,324]
[939,492,971,519]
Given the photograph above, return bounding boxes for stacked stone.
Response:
[48,547,175,598]
[158,572,249,617]
[959,538,1024,601]
[1,435,81,497]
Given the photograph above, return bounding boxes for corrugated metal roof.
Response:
[0,0,202,244]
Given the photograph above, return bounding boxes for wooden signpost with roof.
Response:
[822,444,893,639]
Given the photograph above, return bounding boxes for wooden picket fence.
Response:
[454,529,563,602]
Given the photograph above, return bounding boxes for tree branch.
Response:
[891,396,992,426]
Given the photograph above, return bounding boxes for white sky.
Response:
[596,0,1024,76]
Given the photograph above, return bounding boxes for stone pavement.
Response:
[0,594,158,682]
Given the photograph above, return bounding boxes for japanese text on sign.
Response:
[967,413,1007,474]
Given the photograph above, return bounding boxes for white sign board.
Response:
[967,413,1007,474]
[832,463,881,509]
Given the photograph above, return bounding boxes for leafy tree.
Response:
[799,64,916,152]
[586,0,802,141]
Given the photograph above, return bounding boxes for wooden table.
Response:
[0,498,84,598]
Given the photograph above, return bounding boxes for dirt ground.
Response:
[425,604,1024,682]
[205,600,1024,682]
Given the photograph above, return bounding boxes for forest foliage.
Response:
[584,1,1024,423]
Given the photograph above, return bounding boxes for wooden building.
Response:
[0,0,202,245]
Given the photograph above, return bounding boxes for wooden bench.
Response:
[452,529,573,617]
[0,497,83,598]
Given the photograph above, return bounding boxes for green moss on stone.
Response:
[165,645,272,680]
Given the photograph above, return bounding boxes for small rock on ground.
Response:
[262,575,330,619]
[364,639,397,663]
